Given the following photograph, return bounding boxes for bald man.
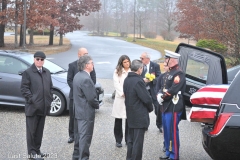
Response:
[67,48,96,143]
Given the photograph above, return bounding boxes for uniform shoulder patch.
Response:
[174,75,180,83]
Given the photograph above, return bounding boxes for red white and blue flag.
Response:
[188,85,229,122]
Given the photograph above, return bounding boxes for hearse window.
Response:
[186,59,209,81]
[178,46,224,85]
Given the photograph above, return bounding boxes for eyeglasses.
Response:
[87,62,94,65]
[36,58,44,61]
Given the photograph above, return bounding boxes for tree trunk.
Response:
[29,29,34,45]
[14,0,18,48]
[49,24,54,45]
[19,25,23,47]
[59,33,63,45]
[0,0,7,47]
[133,0,136,42]
[14,24,18,48]
[139,20,142,38]
[0,24,5,47]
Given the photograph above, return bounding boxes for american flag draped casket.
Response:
[188,84,229,123]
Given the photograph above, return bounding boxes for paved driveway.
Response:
[0,31,212,160]
[48,31,161,79]
[0,79,211,160]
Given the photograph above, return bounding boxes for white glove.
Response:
[157,93,163,105]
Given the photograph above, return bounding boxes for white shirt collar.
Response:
[146,62,150,73]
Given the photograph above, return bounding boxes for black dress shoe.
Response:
[68,137,74,143]
[32,158,44,160]
[37,151,45,157]
[29,155,44,160]
[159,127,163,133]
[162,146,166,152]
[159,155,169,160]
[116,142,122,148]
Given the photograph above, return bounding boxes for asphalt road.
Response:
[47,31,161,79]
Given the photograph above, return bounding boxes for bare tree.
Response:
[159,0,177,41]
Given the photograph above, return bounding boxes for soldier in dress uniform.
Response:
[158,50,186,160]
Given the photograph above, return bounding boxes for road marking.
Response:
[96,62,111,64]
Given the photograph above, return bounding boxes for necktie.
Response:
[39,69,42,74]
[143,65,147,75]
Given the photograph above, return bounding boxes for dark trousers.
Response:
[148,90,162,128]
[69,99,74,138]
[114,118,128,144]
[154,99,162,129]
[72,118,94,160]
[126,128,145,160]
[26,115,46,156]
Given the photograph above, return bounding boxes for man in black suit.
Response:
[67,48,96,143]
[21,51,53,160]
[72,55,99,160]
[140,52,162,132]
[124,59,153,160]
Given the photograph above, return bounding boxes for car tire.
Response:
[49,90,66,116]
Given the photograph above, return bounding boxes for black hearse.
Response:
[176,43,240,159]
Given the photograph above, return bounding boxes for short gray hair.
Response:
[131,59,143,72]
[78,55,92,71]
[143,52,151,59]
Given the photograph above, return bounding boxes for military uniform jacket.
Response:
[161,65,186,113]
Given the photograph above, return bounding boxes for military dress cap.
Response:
[34,51,46,59]
[164,50,180,59]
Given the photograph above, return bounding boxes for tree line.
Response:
[80,0,240,65]
[175,0,240,65]
[0,0,101,47]
[80,0,178,41]
[1,0,239,65]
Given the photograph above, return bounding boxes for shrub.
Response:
[143,32,157,39]
[28,29,50,35]
[196,39,227,54]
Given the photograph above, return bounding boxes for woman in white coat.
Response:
[112,55,131,148]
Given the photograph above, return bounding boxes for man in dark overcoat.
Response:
[67,47,96,143]
[140,52,162,132]
[124,59,153,160]
[21,51,53,160]
[72,55,99,160]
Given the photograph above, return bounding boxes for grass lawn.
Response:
[3,35,71,55]
[125,37,179,61]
